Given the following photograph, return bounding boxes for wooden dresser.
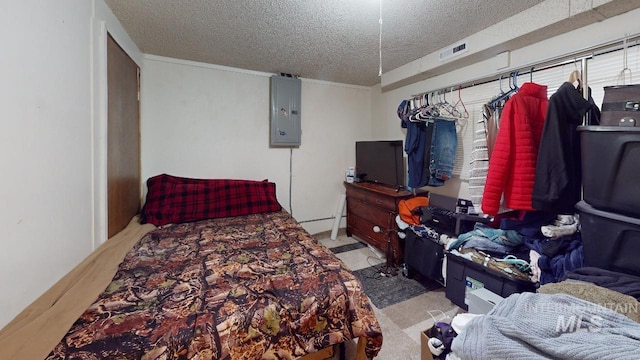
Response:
[344,181,427,267]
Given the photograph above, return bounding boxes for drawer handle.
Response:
[375,199,383,205]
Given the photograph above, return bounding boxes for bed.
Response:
[0,175,382,360]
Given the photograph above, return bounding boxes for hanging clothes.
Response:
[584,86,601,125]
[469,100,508,209]
[487,99,506,157]
[400,99,428,189]
[427,118,457,186]
[405,120,429,188]
[532,82,600,214]
[401,94,458,188]
[482,82,548,216]
[468,108,490,208]
[398,99,410,128]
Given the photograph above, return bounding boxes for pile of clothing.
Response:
[452,292,640,360]
[446,210,584,284]
[563,267,640,300]
[424,313,481,360]
[524,214,583,284]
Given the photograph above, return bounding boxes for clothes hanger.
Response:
[567,58,581,88]
[435,89,459,121]
[440,90,454,119]
[410,96,423,122]
[429,92,440,118]
[409,92,437,122]
[617,34,633,85]
[407,96,421,122]
[453,86,469,119]
[489,75,504,100]
[491,73,514,109]
[529,67,534,83]
[568,70,581,88]
[428,91,441,118]
[441,89,455,117]
[416,94,430,121]
[511,70,519,91]
[448,87,463,118]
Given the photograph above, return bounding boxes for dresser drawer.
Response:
[344,182,427,267]
[347,197,392,228]
[347,215,386,250]
[346,185,397,210]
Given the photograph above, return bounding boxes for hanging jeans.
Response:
[428,118,457,186]
[405,120,428,188]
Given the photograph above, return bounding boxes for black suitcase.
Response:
[601,85,640,126]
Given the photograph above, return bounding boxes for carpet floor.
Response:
[317,231,463,360]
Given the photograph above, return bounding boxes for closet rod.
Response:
[410,57,589,99]
[411,32,640,98]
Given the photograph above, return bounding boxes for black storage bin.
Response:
[403,231,444,282]
[576,201,640,277]
[600,85,640,126]
[445,251,537,310]
[579,126,640,218]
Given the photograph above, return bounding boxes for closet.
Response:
[107,34,141,238]
[397,34,640,286]
[404,35,640,201]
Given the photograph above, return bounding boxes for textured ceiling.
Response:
[105,0,545,86]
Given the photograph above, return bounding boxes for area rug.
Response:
[328,241,442,308]
[351,266,442,308]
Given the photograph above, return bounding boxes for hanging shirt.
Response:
[532,82,597,214]
[487,99,506,157]
[482,82,548,216]
[468,106,491,208]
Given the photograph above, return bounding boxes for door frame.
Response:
[90,9,144,249]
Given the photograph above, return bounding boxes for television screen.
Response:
[355,140,405,188]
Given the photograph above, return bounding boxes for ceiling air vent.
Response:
[439,39,469,62]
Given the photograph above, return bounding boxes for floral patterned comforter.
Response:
[47,211,382,359]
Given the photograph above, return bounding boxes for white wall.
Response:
[372,7,640,200]
[0,0,140,329]
[0,1,93,328]
[141,56,372,234]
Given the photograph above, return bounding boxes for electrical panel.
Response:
[270,75,301,146]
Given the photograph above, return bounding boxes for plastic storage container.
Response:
[576,201,640,277]
[467,287,504,314]
[445,251,537,310]
[579,126,640,218]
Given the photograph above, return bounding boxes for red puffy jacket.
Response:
[482,82,548,216]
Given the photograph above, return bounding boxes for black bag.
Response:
[420,206,458,235]
[601,85,640,126]
[403,231,444,282]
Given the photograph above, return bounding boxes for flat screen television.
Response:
[355,140,405,189]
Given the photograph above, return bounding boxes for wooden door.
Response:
[107,34,140,238]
